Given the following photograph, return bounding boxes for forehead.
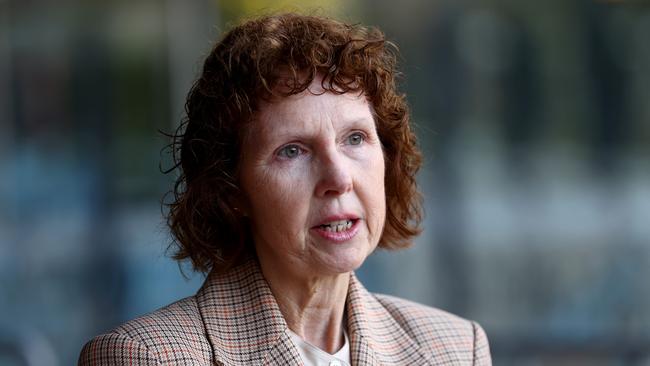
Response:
[252,89,372,134]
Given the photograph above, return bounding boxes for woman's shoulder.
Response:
[372,293,491,364]
[373,292,477,333]
[78,296,212,365]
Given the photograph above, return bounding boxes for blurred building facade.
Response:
[0,0,649,365]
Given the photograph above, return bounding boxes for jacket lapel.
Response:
[346,273,433,365]
[195,259,301,366]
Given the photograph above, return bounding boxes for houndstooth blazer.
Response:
[79,259,491,365]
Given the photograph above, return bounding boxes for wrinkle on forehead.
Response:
[248,89,371,140]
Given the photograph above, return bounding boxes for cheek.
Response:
[371,149,386,197]
[364,150,387,231]
[244,165,311,228]
[373,180,387,230]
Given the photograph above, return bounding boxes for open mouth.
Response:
[318,219,357,233]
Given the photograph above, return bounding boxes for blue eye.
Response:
[348,132,364,145]
[277,145,302,159]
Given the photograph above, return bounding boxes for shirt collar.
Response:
[287,327,351,366]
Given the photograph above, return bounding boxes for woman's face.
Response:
[239,80,386,278]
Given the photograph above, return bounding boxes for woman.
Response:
[79,13,491,365]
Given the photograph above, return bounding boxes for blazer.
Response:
[79,259,491,365]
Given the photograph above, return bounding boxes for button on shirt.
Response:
[287,329,351,366]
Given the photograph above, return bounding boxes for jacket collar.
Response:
[196,258,432,365]
[345,270,433,365]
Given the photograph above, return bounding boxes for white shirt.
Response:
[287,328,351,366]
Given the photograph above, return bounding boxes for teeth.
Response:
[322,220,353,232]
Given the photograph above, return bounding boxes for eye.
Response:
[277,144,303,159]
[347,132,365,146]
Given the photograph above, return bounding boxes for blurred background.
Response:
[1,0,649,365]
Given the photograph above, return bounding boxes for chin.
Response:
[315,245,374,275]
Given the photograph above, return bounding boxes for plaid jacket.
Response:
[79,259,491,365]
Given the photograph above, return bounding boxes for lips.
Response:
[311,215,361,242]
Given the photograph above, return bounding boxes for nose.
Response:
[314,148,353,197]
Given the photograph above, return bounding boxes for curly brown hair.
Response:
[165,12,422,273]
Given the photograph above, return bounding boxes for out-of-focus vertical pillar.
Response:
[0,0,13,157]
[164,0,220,130]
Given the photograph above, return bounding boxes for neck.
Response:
[257,257,350,354]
